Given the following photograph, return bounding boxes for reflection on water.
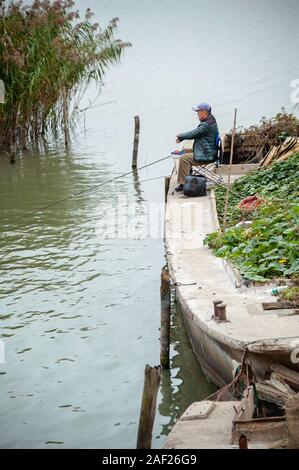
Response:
[0,142,214,449]
[157,299,216,441]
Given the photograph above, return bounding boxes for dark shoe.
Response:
[175,184,184,192]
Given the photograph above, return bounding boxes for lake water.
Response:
[0,0,298,448]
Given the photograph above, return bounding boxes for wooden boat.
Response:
[165,161,299,388]
[164,365,299,449]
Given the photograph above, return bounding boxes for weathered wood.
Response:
[136,365,161,449]
[277,146,299,162]
[239,434,248,449]
[271,364,299,391]
[261,146,278,167]
[234,386,255,422]
[164,176,171,203]
[160,266,171,368]
[262,301,297,310]
[132,115,140,169]
[255,379,295,406]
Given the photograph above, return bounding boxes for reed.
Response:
[0,0,131,152]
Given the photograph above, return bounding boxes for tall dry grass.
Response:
[0,0,131,152]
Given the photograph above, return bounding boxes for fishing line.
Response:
[2,154,173,227]
[120,174,170,187]
[0,153,246,264]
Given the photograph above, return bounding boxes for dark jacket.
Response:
[178,114,219,162]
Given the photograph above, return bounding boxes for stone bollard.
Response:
[217,303,227,322]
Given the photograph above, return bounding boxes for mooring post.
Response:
[136,365,161,449]
[160,265,171,369]
[239,434,248,449]
[132,115,140,169]
[164,176,171,203]
[217,303,227,322]
[213,300,222,319]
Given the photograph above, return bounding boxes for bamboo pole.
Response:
[222,108,237,231]
[132,115,140,169]
[62,85,69,147]
[136,365,161,449]
[160,265,171,368]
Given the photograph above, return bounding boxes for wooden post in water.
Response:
[62,85,69,148]
[164,176,171,203]
[223,108,237,231]
[160,265,171,368]
[132,115,140,169]
[136,365,161,449]
[239,434,248,449]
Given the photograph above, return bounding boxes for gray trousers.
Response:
[177,153,210,185]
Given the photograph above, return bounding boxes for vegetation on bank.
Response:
[240,111,299,152]
[223,111,299,163]
[204,154,299,282]
[279,286,299,304]
[0,0,130,152]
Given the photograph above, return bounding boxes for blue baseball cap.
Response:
[191,102,211,112]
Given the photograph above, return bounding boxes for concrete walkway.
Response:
[164,401,236,449]
[165,170,299,381]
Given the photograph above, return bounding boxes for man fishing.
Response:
[174,102,219,191]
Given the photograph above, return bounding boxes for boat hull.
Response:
[176,293,299,388]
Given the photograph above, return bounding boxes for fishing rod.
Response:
[2,154,173,228]
[0,153,245,258]
[120,174,170,187]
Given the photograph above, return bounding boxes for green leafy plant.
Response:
[204,154,299,282]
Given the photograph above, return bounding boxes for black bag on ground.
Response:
[183,175,206,197]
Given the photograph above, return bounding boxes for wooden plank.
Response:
[261,146,278,167]
[271,364,299,390]
[276,145,299,162]
[255,380,295,405]
[262,301,296,310]
[234,386,255,422]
